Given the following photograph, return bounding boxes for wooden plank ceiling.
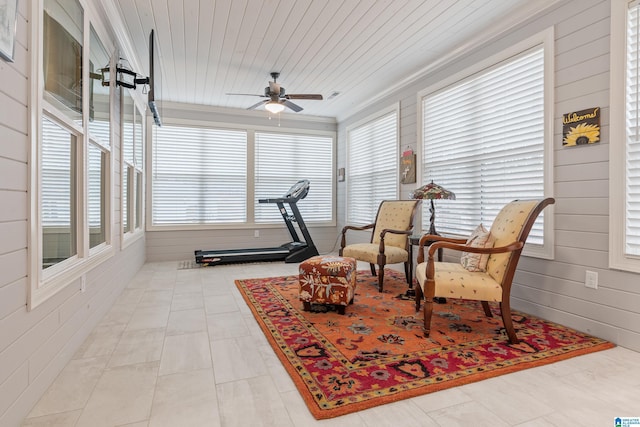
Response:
[104,0,559,120]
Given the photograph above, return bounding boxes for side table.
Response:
[407,235,446,303]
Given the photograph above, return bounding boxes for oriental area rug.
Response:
[235,270,614,420]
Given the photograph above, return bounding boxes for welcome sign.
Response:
[562,107,600,146]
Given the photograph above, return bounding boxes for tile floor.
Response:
[22,260,640,426]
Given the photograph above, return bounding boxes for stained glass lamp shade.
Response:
[410,181,456,235]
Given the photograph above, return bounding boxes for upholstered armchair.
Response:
[414,198,555,344]
[340,200,420,292]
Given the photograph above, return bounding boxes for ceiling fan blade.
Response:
[247,99,269,110]
[230,73,314,112]
[285,94,323,100]
[283,100,303,112]
[226,92,267,97]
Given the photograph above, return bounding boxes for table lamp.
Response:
[410,181,455,236]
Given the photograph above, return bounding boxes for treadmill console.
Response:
[284,180,310,200]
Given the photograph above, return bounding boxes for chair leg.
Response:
[377,265,384,292]
[404,261,411,285]
[414,282,422,312]
[423,298,434,337]
[369,264,376,277]
[481,301,493,317]
[499,300,519,344]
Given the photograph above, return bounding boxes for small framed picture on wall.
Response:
[562,107,600,147]
[400,149,416,184]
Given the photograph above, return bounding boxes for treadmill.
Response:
[194,180,319,266]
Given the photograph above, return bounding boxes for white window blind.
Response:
[122,92,135,165]
[134,108,143,167]
[88,143,105,247]
[88,119,110,149]
[41,117,75,227]
[626,2,640,256]
[87,143,103,228]
[347,111,398,224]
[152,125,247,225]
[123,165,130,232]
[87,121,108,239]
[123,120,134,164]
[422,47,545,243]
[254,132,333,223]
[135,170,142,229]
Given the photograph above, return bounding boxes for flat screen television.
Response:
[148,29,162,126]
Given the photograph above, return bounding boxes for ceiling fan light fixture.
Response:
[265,101,285,114]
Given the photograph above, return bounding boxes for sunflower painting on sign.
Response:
[562,107,600,146]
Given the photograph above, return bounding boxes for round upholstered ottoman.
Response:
[298,255,357,314]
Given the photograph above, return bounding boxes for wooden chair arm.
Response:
[423,241,524,282]
[340,223,375,249]
[418,234,466,247]
[417,234,467,263]
[420,240,524,265]
[430,240,523,256]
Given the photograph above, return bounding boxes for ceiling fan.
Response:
[227,72,323,113]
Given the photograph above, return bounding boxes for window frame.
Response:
[87,23,112,254]
[416,28,555,259]
[120,88,145,248]
[610,0,640,272]
[29,0,115,309]
[345,103,400,225]
[87,137,109,250]
[146,117,337,231]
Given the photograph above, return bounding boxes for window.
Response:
[41,117,77,267]
[121,90,144,238]
[419,30,553,258]
[88,24,110,250]
[346,105,399,224]
[42,1,83,125]
[255,132,334,223]
[41,0,84,269]
[610,0,640,272]
[135,170,143,229]
[150,122,335,228]
[152,124,248,225]
[88,143,106,248]
[31,0,114,308]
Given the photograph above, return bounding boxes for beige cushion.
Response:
[460,224,495,272]
[415,262,503,302]
[341,243,408,265]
